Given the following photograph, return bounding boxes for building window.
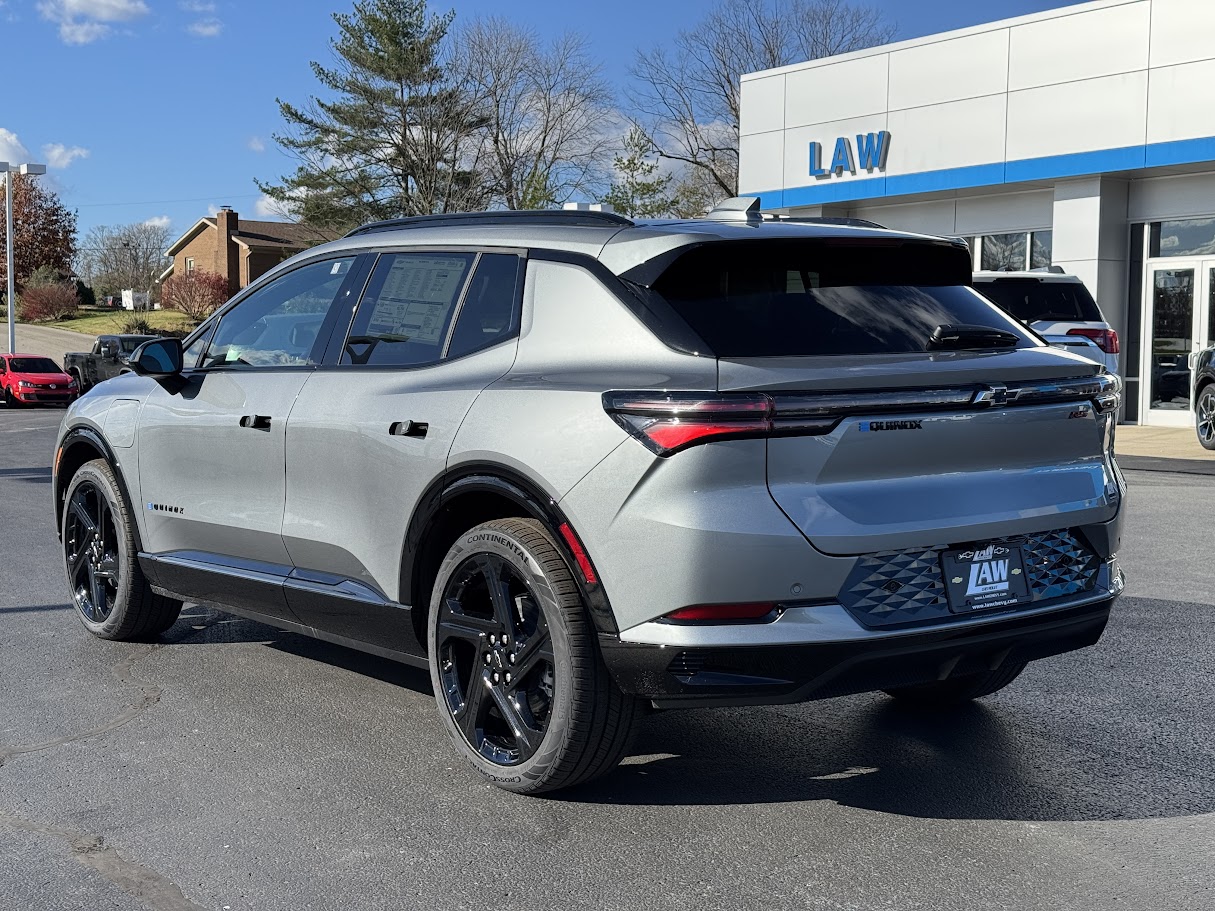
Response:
[185,257,195,273]
[1150,217,1215,257]
[980,233,1028,271]
[1030,231,1052,269]
[976,231,1052,271]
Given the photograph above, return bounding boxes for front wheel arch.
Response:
[55,429,142,552]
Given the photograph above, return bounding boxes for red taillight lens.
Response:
[1067,327,1119,354]
[663,602,777,623]
[603,392,836,456]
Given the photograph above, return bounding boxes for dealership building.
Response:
[739,0,1214,426]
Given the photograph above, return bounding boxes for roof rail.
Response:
[343,209,634,238]
[700,197,886,229]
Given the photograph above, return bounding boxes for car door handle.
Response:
[389,420,428,438]
[239,414,272,430]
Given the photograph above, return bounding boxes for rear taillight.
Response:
[662,602,777,623]
[602,392,835,456]
[1067,327,1119,354]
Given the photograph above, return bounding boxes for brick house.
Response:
[162,207,333,295]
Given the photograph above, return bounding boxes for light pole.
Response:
[3,161,48,354]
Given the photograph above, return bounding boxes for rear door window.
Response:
[341,253,474,367]
[648,240,1034,357]
[975,278,1103,323]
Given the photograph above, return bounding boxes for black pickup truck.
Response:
[63,334,157,392]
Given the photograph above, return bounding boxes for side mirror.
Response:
[129,338,183,377]
[99,344,116,358]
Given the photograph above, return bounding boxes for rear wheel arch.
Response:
[402,465,618,653]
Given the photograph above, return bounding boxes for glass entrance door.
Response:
[1143,262,1215,425]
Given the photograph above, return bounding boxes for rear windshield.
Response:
[8,357,60,373]
[647,240,1035,358]
[975,278,1102,324]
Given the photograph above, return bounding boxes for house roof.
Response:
[165,215,335,257]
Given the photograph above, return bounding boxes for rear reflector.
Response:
[1067,327,1120,354]
[663,602,777,623]
[557,522,598,585]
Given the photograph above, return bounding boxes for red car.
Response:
[0,353,79,406]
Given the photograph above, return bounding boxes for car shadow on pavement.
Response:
[564,694,1209,822]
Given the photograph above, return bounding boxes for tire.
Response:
[70,371,87,394]
[4,386,18,408]
[1196,385,1215,451]
[883,660,1028,707]
[428,517,637,794]
[62,459,182,641]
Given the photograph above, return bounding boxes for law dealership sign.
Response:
[809,131,890,178]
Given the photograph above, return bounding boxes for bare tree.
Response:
[76,221,171,301]
[456,18,614,209]
[630,0,895,198]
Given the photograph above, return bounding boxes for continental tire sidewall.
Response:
[63,460,138,638]
[428,522,576,792]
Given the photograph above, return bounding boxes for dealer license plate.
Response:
[941,542,1031,613]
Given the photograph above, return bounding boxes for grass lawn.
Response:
[40,308,197,338]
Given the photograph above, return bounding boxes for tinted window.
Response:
[446,254,521,360]
[8,357,61,373]
[976,279,1102,323]
[341,253,473,366]
[202,257,356,368]
[981,233,1028,271]
[120,336,155,353]
[648,240,1033,357]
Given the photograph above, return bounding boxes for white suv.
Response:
[973,270,1119,375]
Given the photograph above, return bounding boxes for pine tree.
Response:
[258,0,489,233]
[602,128,675,218]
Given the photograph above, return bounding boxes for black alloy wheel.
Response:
[1197,386,1215,451]
[64,480,120,623]
[428,518,638,794]
[61,459,182,640]
[436,552,556,766]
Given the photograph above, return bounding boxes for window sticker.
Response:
[365,256,468,345]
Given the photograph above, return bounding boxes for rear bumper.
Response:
[601,587,1118,709]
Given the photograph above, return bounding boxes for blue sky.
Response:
[0,0,1083,241]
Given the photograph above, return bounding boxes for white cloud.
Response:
[143,215,171,229]
[42,142,89,169]
[248,136,266,153]
[38,0,149,44]
[254,194,291,218]
[179,0,215,11]
[187,17,222,37]
[0,128,32,164]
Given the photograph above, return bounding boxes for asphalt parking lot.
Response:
[1,405,1212,911]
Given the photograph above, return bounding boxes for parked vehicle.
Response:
[972,270,1120,375]
[1193,345,1215,450]
[63,334,157,391]
[1,353,78,406]
[52,201,1126,794]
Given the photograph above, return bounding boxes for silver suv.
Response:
[52,200,1126,794]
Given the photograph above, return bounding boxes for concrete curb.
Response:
[1118,455,1215,476]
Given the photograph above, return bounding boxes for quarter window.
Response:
[446,254,522,360]
[200,257,356,369]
